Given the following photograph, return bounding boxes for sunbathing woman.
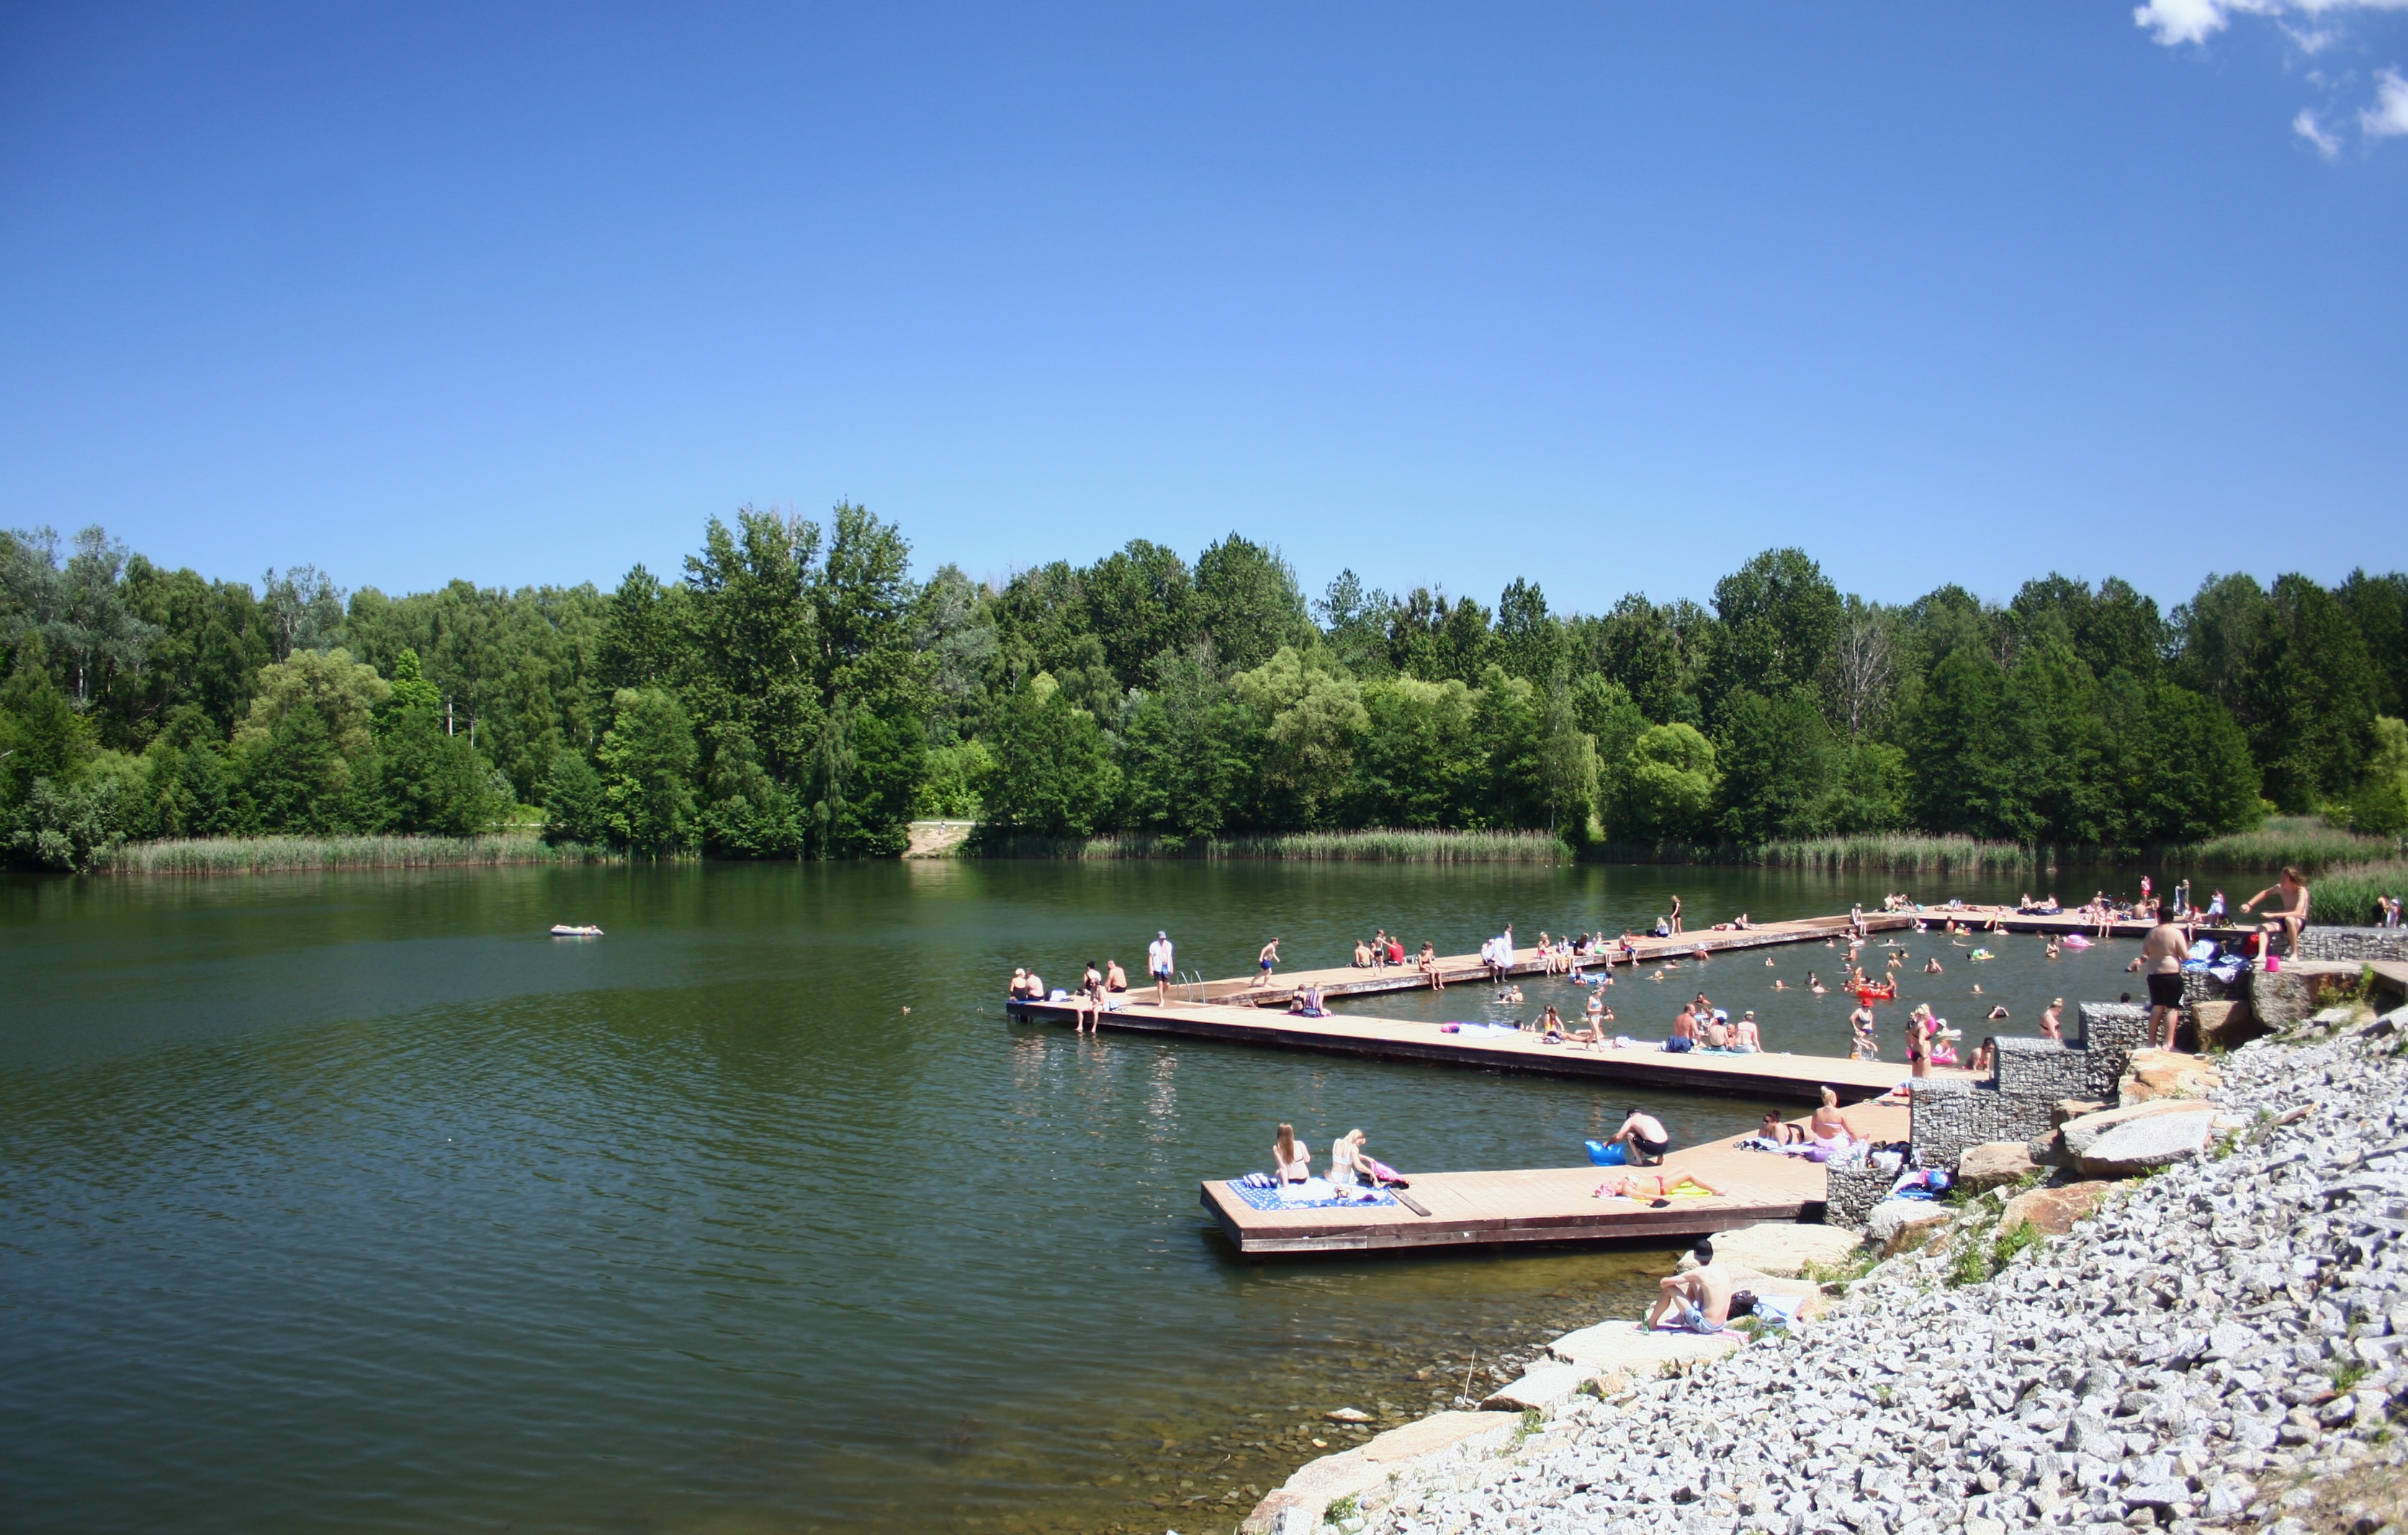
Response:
[1272,1122,1312,1184]
[1594,1169,1728,1201]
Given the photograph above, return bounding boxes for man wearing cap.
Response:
[1147,931,1174,1007]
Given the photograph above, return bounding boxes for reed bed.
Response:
[2167,817,2399,875]
[1586,833,2044,872]
[92,835,620,875]
[2300,859,2408,927]
[969,828,1576,863]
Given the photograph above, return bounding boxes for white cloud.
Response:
[2135,0,2253,45]
[2137,0,2408,45]
[2294,106,2345,151]
[2364,67,2408,132]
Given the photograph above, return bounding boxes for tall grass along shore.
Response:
[2169,815,2399,873]
[91,835,621,875]
[2304,857,2408,927]
[967,828,1576,863]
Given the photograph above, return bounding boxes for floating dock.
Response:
[1198,1104,1910,1256]
[1005,992,1926,1101]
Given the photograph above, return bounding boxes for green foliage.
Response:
[598,687,699,853]
[10,517,2406,868]
[540,750,611,846]
[1947,1218,2042,1287]
[981,675,1118,837]
[1622,722,1719,838]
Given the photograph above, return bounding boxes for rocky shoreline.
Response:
[1228,978,2408,1535]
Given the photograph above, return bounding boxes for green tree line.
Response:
[4,515,2404,869]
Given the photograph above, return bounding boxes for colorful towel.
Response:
[1222,1179,1399,1212]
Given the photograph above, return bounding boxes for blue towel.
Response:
[1223,1179,1398,1212]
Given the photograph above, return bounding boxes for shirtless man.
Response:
[1105,958,1128,992]
[2241,868,2312,962]
[1611,1109,1672,1166]
[1665,1006,1698,1055]
[1254,937,1281,988]
[2142,914,2191,1048]
[1645,1239,1736,1332]
[1702,1011,1731,1049]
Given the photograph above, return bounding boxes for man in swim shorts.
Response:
[1610,1109,1672,1166]
[1147,931,1174,1007]
[1254,937,1280,988]
[1645,1239,1735,1332]
[2142,914,2190,1049]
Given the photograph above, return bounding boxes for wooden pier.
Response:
[1198,1103,1910,1256]
[1005,991,1928,1101]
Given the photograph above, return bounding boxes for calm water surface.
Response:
[0,860,2162,1534]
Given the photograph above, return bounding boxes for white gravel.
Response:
[1349,1016,2408,1535]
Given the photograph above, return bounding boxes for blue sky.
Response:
[2,3,2403,615]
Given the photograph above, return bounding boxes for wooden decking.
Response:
[1006,992,1936,1102]
[1199,1104,1911,1256]
[1170,912,1912,1008]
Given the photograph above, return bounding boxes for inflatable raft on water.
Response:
[549,924,603,937]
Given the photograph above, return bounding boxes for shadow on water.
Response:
[0,858,2162,1533]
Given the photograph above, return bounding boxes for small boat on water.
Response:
[549,924,603,938]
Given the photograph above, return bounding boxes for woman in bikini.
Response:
[1272,1122,1312,1184]
[1418,942,1444,990]
[1595,1169,1728,1202]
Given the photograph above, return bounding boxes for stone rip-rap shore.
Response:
[1254,1012,2408,1535]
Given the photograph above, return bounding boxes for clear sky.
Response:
[2,3,2403,614]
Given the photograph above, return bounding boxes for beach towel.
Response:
[1748,1295,1803,1328]
[1222,1178,1398,1212]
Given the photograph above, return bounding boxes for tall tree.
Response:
[1707,548,1841,719]
[1192,534,1311,672]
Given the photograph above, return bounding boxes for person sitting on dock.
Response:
[1352,939,1373,968]
[1645,1240,1736,1331]
[1701,1010,1731,1049]
[1008,968,1035,999]
[1663,1006,1698,1054]
[1072,966,1108,1032]
[1285,983,1329,1018]
[1810,1087,1859,1153]
[1273,1122,1312,1184]
[1419,942,1444,990]
[1599,1169,1728,1205]
[1538,1004,1566,1041]
[1757,1110,1807,1145]
[1105,958,1128,992]
[1609,1109,1673,1166]
[1330,1129,1406,1189]
[1733,1012,1761,1051]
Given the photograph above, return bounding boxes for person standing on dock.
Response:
[1254,937,1281,988]
[1668,896,1683,935]
[1148,931,1175,1007]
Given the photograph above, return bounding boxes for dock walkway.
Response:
[1005,992,1928,1101]
[1198,1103,1910,1256]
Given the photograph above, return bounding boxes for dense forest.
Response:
[3,509,2404,870]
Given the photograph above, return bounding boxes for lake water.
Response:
[0,859,2168,1534]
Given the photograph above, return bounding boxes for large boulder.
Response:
[2249,960,2363,1032]
[2058,1099,2218,1160]
[2075,1109,2216,1178]
[1999,1180,2111,1236]
[1239,1411,1515,1534]
[2188,998,2268,1051]
[1548,1318,1743,1394]
[1956,1140,2039,1193]
[2119,1048,2224,1106]
[1866,1199,1952,1255]
[1674,1222,1866,1279]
